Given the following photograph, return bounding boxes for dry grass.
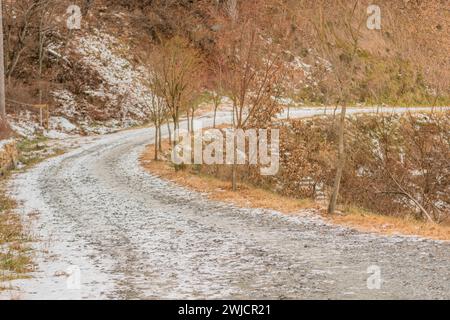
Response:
[141,141,450,241]
[0,185,33,288]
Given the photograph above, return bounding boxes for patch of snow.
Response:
[0,138,15,151]
[74,29,153,120]
[52,90,79,118]
[49,117,78,133]
[43,130,71,140]
[290,56,312,75]
[8,112,41,139]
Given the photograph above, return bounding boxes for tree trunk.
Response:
[186,111,190,133]
[158,124,162,152]
[6,46,25,84]
[38,25,46,127]
[213,105,218,128]
[0,1,7,122]
[167,121,172,147]
[232,162,237,191]
[328,105,347,214]
[154,124,159,161]
[231,133,237,191]
[190,108,194,134]
[172,115,179,148]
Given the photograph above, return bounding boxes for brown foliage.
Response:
[195,112,450,223]
[0,120,13,140]
[343,112,450,222]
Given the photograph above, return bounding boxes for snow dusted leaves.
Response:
[52,89,78,118]
[74,30,153,120]
[47,29,157,136]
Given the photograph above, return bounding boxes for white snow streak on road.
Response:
[1,108,449,299]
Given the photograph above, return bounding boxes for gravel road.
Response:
[2,108,449,299]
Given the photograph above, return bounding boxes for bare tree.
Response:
[312,0,367,214]
[149,36,203,147]
[209,56,225,129]
[217,3,288,190]
[4,0,43,82]
[148,94,168,161]
[3,0,60,103]
[37,1,58,105]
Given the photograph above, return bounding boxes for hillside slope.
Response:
[3,0,449,137]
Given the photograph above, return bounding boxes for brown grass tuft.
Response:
[0,185,34,285]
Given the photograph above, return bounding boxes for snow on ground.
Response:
[7,112,80,140]
[0,138,15,151]
[43,130,71,140]
[2,110,449,300]
[8,112,42,139]
[49,29,155,137]
[48,117,78,133]
[74,29,152,120]
[51,90,79,118]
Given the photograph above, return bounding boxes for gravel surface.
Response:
[2,108,449,299]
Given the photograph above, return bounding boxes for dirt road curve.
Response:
[3,108,449,299]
